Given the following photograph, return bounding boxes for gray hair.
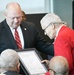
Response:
[0,49,19,71]
[40,13,67,30]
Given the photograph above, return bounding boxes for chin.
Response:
[13,25,19,29]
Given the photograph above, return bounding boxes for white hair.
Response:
[40,13,62,29]
[0,49,19,71]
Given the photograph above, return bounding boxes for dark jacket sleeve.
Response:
[33,24,54,55]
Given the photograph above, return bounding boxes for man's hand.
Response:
[42,60,50,65]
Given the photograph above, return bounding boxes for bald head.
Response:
[4,2,23,29]
[5,2,22,14]
[6,2,21,10]
[49,56,69,75]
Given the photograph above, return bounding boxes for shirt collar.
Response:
[55,25,65,40]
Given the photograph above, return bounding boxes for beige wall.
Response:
[53,0,73,28]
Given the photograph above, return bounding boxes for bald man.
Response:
[49,56,69,75]
[40,56,69,75]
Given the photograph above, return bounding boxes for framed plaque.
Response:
[17,48,48,75]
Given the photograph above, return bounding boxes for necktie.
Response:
[15,29,22,49]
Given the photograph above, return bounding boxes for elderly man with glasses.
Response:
[40,13,74,75]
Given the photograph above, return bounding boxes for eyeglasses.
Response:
[44,23,52,35]
[44,22,65,35]
[49,68,68,75]
[44,23,52,31]
[49,68,57,74]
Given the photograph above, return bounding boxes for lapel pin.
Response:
[24,28,27,30]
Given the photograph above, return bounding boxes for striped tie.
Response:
[15,29,22,49]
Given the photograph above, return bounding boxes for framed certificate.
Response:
[17,48,48,75]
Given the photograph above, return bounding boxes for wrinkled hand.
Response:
[41,60,50,65]
[41,59,50,70]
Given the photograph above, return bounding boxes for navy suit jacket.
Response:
[0,19,54,55]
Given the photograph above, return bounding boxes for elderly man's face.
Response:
[40,17,56,39]
[45,24,55,39]
[5,8,22,29]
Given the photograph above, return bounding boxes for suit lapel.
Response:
[20,24,30,48]
[3,20,18,48]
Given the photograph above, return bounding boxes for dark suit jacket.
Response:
[0,19,54,55]
[4,71,22,75]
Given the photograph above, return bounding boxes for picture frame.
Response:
[17,48,48,75]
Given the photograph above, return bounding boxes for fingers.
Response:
[41,60,49,65]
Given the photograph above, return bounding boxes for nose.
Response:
[14,18,18,22]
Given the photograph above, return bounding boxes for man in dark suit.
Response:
[0,2,54,55]
[0,49,21,75]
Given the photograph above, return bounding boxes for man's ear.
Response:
[17,62,20,73]
[51,24,55,30]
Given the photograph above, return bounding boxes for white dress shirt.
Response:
[10,26,24,49]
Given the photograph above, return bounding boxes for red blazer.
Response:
[54,26,74,75]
